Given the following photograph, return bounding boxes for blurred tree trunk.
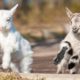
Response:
[64,0,72,7]
[53,0,60,8]
[38,0,46,11]
[0,0,4,9]
[21,0,33,13]
[46,0,54,9]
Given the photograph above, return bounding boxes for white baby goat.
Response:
[53,8,80,74]
[0,4,33,73]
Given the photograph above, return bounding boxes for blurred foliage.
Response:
[14,0,80,24]
[2,0,80,23]
[1,0,80,42]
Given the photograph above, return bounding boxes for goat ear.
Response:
[65,7,74,19]
[10,4,18,15]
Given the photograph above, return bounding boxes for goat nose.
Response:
[73,27,77,30]
[72,27,78,33]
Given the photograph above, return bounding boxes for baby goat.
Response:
[53,8,80,74]
[0,4,33,73]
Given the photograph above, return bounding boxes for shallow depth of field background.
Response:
[1,0,80,73]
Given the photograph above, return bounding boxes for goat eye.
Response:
[6,18,10,22]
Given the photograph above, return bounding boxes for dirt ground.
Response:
[31,39,60,73]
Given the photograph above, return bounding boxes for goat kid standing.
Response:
[0,4,33,73]
[53,8,80,74]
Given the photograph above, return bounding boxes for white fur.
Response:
[0,4,33,73]
[62,9,80,73]
[68,53,80,74]
[55,8,80,74]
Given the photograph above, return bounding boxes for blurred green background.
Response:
[1,0,80,42]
